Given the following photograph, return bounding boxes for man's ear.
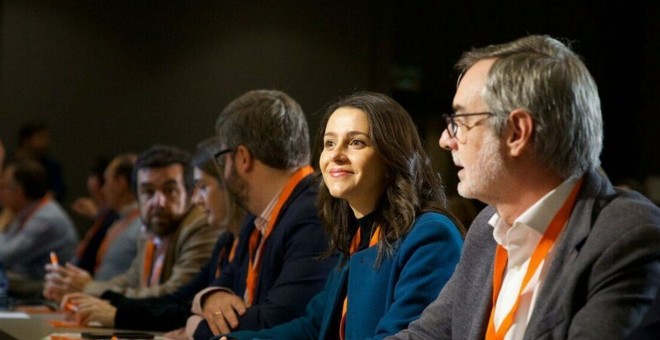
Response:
[505,109,534,157]
[234,145,254,173]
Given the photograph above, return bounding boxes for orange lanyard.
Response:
[339,225,381,340]
[243,166,313,306]
[94,209,140,272]
[141,236,169,287]
[486,178,583,340]
[141,238,156,287]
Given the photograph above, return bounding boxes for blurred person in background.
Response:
[0,158,77,298]
[45,145,219,310]
[70,156,120,276]
[58,137,246,335]
[14,122,66,202]
[44,154,142,302]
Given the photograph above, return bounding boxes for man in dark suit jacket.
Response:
[77,167,331,335]
[388,35,660,340]
[186,89,336,339]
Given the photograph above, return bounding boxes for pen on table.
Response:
[50,251,60,267]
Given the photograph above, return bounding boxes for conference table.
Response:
[0,306,163,340]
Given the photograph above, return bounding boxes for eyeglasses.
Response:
[442,112,494,143]
[213,148,234,168]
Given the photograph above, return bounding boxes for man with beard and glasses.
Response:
[55,146,219,322]
[184,90,337,339]
[387,35,660,340]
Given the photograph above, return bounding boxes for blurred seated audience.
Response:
[70,156,120,275]
[60,137,245,333]
[14,122,66,202]
[44,154,142,302]
[44,145,219,306]
[0,158,77,298]
[72,156,112,220]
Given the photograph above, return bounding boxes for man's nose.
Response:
[152,191,167,206]
[439,129,457,151]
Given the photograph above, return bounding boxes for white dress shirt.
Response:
[489,177,578,340]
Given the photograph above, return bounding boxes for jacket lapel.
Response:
[525,171,617,338]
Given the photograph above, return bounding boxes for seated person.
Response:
[44,145,219,307]
[187,90,337,339]
[44,154,141,300]
[387,35,660,340]
[71,156,120,276]
[0,158,77,298]
[14,122,66,202]
[59,138,245,331]
[220,92,464,340]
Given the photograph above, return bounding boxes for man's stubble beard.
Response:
[226,163,250,213]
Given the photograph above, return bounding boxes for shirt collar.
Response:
[489,177,578,267]
[254,188,283,235]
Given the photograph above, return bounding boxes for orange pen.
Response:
[64,302,79,313]
[50,251,59,266]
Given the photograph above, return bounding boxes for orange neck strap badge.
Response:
[339,224,381,340]
[485,178,583,340]
[141,238,156,287]
[243,166,314,306]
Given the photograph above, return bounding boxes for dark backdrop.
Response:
[1,1,658,225]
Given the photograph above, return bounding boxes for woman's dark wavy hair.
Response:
[315,91,464,264]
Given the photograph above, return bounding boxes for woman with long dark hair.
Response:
[220,92,463,339]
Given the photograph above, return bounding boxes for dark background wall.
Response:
[1,1,658,223]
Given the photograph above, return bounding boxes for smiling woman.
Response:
[222,91,465,340]
[320,107,388,218]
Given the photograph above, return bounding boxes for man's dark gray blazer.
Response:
[388,171,660,339]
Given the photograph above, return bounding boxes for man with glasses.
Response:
[388,35,660,340]
[185,89,336,339]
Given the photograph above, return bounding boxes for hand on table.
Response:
[201,290,247,335]
[61,292,116,328]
